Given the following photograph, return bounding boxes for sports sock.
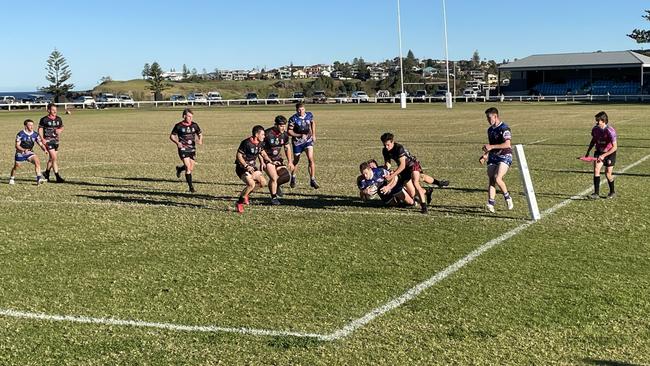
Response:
[608,179,615,194]
[433,179,441,186]
[185,173,193,189]
[503,192,511,200]
[593,176,600,194]
[237,196,245,204]
[488,198,496,206]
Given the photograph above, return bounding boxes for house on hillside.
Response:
[162,71,184,81]
[277,69,291,79]
[292,69,307,79]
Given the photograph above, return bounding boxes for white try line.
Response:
[1,154,648,341]
[526,138,549,145]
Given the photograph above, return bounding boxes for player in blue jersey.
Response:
[357,161,414,206]
[38,103,65,183]
[9,119,48,185]
[287,102,319,189]
[170,108,203,193]
[479,107,514,213]
[262,115,294,205]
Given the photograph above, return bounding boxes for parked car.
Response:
[244,92,258,104]
[0,95,16,104]
[207,91,223,104]
[188,92,208,104]
[267,93,280,104]
[96,93,120,107]
[291,91,304,103]
[170,94,188,105]
[413,90,427,102]
[376,90,391,103]
[335,92,349,103]
[312,91,327,103]
[463,88,478,99]
[351,91,369,102]
[118,94,135,107]
[21,94,50,104]
[73,96,96,108]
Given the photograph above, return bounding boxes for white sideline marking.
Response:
[527,138,549,145]
[323,153,650,341]
[0,308,329,341]
[1,154,648,341]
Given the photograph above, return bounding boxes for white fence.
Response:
[2,94,650,111]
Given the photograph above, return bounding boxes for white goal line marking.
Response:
[0,154,648,341]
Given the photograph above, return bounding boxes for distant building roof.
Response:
[499,51,650,71]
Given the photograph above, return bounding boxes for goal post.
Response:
[514,144,541,221]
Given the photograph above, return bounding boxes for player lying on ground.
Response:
[357,161,415,207]
[262,115,294,205]
[479,107,514,213]
[9,119,47,185]
[584,111,617,199]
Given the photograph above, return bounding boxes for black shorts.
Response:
[178,148,196,160]
[46,140,59,151]
[378,183,405,204]
[595,151,616,167]
[398,161,423,182]
[236,164,259,179]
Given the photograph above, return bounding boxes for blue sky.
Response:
[1,0,648,91]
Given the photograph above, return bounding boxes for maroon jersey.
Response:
[591,125,617,153]
[263,127,289,162]
[382,142,419,169]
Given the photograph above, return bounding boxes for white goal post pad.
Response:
[514,144,541,221]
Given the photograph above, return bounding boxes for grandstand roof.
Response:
[499,51,650,71]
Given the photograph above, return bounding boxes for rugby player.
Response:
[479,107,514,213]
[170,108,203,193]
[9,119,47,185]
[584,111,617,199]
[357,161,414,207]
[263,115,294,205]
[38,103,65,183]
[235,125,271,213]
[287,102,319,189]
[380,133,432,213]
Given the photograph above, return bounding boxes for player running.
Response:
[235,125,272,213]
[263,115,294,205]
[38,103,65,183]
[170,108,203,193]
[357,161,414,207]
[288,102,319,189]
[584,111,617,199]
[479,107,514,213]
[9,119,48,185]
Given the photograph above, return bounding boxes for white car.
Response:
[207,91,223,104]
[351,91,369,102]
[463,89,478,99]
[188,92,208,104]
[96,93,120,107]
[73,96,96,108]
[118,94,135,107]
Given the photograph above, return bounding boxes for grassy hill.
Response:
[93,78,380,101]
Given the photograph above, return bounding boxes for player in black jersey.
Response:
[381,132,448,214]
[263,115,294,205]
[235,125,272,213]
[170,108,203,193]
[38,103,65,183]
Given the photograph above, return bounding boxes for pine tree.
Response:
[142,63,150,79]
[147,62,170,101]
[40,49,74,103]
[628,10,650,43]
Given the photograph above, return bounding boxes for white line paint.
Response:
[526,138,549,145]
[0,308,329,340]
[442,131,474,138]
[1,154,648,341]
[322,153,650,340]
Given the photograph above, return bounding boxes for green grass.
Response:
[0,103,649,365]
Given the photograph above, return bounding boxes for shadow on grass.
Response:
[267,335,323,350]
[76,194,209,209]
[104,176,217,184]
[582,359,642,366]
[533,168,650,178]
[429,204,521,220]
[89,188,234,202]
[60,179,143,189]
